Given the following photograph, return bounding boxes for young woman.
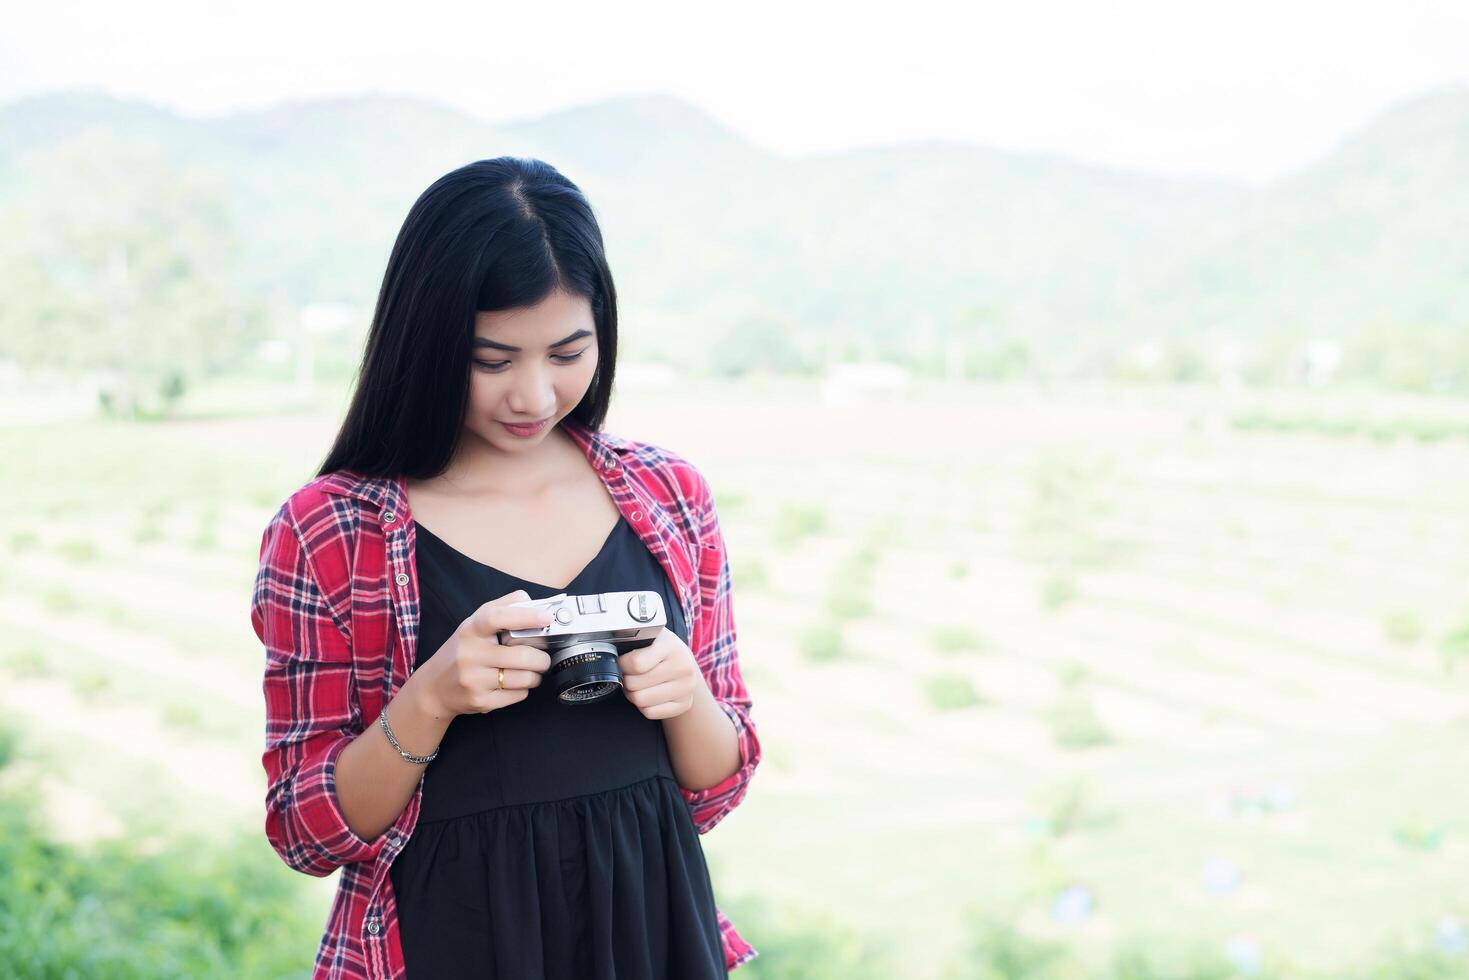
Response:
[250,157,760,979]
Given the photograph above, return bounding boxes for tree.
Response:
[703,304,820,377]
[0,128,261,418]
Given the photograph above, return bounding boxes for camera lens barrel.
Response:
[548,640,624,703]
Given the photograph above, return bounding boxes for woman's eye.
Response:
[474,349,588,373]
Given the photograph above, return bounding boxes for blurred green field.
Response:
[3,376,1467,978]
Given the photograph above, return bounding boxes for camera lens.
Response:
[548,641,623,704]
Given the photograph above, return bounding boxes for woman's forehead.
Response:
[475,292,594,340]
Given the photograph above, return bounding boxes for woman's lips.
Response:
[500,417,551,437]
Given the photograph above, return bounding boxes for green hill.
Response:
[1,85,1464,372]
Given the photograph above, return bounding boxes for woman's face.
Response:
[463,288,600,454]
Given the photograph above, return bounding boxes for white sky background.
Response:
[2,0,1467,186]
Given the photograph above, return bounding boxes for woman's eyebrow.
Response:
[474,329,592,353]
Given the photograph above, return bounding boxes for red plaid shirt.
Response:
[250,418,760,978]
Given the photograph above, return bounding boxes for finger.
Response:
[626,679,685,709]
[463,590,530,636]
[618,644,668,678]
[469,687,530,713]
[485,667,543,690]
[464,595,554,638]
[480,645,553,672]
[621,657,680,692]
[465,639,552,671]
[637,698,692,720]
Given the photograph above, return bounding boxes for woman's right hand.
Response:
[414,589,555,718]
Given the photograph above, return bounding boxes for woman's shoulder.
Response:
[256,471,394,613]
[603,431,712,515]
[263,468,389,548]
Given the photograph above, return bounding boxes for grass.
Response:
[721,892,891,980]
[132,519,166,544]
[922,673,983,711]
[0,616,252,742]
[42,587,84,614]
[1392,813,1448,852]
[931,624,984,654]
[824,548,876,620]
[865,513,901,550]
[1057,660,1091,690]
[1382,609,1424,646]
[0,746,325,979]
[712,487,749,516]
[1041,573,1079,610]
[732,557,769,591]
[798,623,845,663]
[74,671,114,702]
[1232,408,1469,444]
[771,501,828,549]
[1031,774,1099,838]
[826,590,872,620]
[189,507,222,552]
[161,702,208,733]
[57,538,101,563]
[832,557,875,590]
[6,381,1469,979]
[2,647,51,679]
[188,528,220,551]
[1049,694,1113,749]
[1436,622,1469,674]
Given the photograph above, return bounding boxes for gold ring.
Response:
[497,667,506,690]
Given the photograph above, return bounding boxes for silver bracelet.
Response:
[378,704,439,765]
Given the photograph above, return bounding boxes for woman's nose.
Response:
[508,364,556,415]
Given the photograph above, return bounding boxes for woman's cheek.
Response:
[570,356,598,394]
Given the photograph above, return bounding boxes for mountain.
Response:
[1124,85,1469,341]
[1,86,1464,365]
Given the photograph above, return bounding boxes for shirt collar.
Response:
[318,418,630,517]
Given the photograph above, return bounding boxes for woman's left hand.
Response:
[618,629,706,720]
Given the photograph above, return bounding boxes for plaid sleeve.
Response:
[252,500,387,876]
[680,473,761,834]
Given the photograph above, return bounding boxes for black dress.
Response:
[387,513,728,979]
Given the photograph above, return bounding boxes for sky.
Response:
[3,0,1468,186]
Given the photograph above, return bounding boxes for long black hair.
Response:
[316,157,617,480]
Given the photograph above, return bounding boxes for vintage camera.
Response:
[497,591,667,704]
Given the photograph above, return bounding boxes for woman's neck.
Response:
[421,427,580,499]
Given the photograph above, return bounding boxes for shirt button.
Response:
[388,833,401,847]
[395,572,409,586]
[630,510,642,522]
[383,511,397,523]
[365,916,381,935]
